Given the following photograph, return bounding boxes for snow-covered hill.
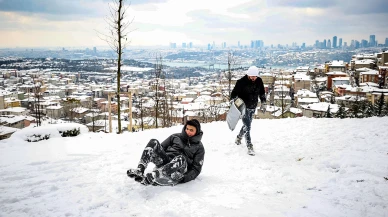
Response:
[1,117,387,217]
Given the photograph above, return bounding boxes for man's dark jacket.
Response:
[230,75,266,109]
[160,125,205,183]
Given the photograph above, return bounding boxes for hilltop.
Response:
[1,117,387,217]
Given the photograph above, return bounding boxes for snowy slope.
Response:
[1,117,388,217]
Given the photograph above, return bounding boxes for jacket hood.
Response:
[181,124,203,144]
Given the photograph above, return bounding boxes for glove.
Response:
[260,103,267,113]
[171,171,184,181]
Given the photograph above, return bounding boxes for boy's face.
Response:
[185,125,197,137]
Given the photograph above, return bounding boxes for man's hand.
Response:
[171,171,184,181]
[260,103,267,113]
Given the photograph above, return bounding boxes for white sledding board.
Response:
[226,98,246,131]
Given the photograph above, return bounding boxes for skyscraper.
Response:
[333,36,337,48]
[327,39,331,49]
[361,40,368,48]
[369,35,376,47]
[385,38,388,46]
[323,39,327,48]
[170,43,177,49]
[339,38,343,48]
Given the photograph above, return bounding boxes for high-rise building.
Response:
[339,38,343,48]
[93,47,97,53]
[333,36,337,48]
[327,39,331,49]
[343,42,347,48]
[361,40,368,48]
[369,35,376,47]
[323,39,327,48]
[182,42,186,48]
[189,42,193,48]
[385,38,388,46]
[315,40,319,48]
[301,43,306,49]
[355,40,360,49]
[238,41,240,48]
[207,44,211,50]
[170,43,177,49]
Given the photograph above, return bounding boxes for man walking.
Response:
[230,66,266,155]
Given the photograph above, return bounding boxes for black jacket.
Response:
[160,125,205,183]
[230,75,266,109]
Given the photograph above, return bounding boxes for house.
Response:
[71,107,89,119]
[300,102,340,118]
[326,60,347,73]
[0,126,19,140]
[46,105,64,119]
[0,115,33,129]
[0,107,28,116]
[326,71,348,90]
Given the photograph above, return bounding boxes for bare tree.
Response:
[88,97,100,132]
[152,54,164,128]
[99,0,134,133]
[222,52,240,100]
[32,79,43,126]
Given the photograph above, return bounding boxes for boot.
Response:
[235,135,242,145]
[127,165,145,182]
[247,144,255,156]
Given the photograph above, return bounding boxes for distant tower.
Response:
[327,39,331,49]
[369,35,376,47]
[333,36,337,48]
[339,38,343,48]
[93,47,97,53]
[238,41,240,48]
[323,39,327,48]
[385,38,388,46]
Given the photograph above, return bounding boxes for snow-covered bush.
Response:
[9,123,88,143]
[59,128,81,137]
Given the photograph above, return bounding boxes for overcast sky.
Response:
[0,0,388,48]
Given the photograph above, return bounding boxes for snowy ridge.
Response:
[1,118,388,217]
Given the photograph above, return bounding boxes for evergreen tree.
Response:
[374,93,385,117]
[364,100,374,118]
[383,100,388,116]
[335,101,346,119]
[325,105,332,118]
[350,100,361,118]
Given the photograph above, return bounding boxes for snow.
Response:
[1,118,388,217]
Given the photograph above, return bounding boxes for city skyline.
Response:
[0,0,388,48]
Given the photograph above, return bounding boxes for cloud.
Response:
[268,0,337,8]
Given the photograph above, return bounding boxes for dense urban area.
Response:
[1,41,388,139]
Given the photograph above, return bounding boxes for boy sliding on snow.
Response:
[127,119,205,186]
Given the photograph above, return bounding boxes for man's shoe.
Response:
[247,145,255,156]
[127,168,144,182]
[235,136,242,145]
